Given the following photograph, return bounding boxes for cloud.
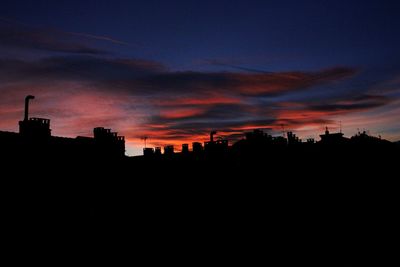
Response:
[66,31,129,46]
[204,58,274,73]
[0,55,355,98]
[0,50,397,154]
[309,98,390,112]
[0,56,165,85]
[276,94,391,115]
[133,67,356,97]
[274,94,391,123]
[0,22,107,54]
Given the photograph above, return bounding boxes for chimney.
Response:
[210,131,217,142]
[24,95,35,121]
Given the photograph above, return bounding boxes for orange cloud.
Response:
[159,107,205,119]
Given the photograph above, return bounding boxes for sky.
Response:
[0,0,399,155]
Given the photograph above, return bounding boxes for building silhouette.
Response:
[93,127,125,157]
[164,145,174,156]
[182,144,189,154]
[287,131,301,145]
[155,147,162,156]
[204,131,228,154]
[0,95,125,159]
[19,95,51,139]
[192,142,203,153]
[319,127,348,145]
[144,147,155,157]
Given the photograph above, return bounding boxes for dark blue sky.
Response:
[1,0,400,155]
[3,0,400,70]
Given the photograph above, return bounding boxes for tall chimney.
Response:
[24,95,35,121]
[210,131,217,142]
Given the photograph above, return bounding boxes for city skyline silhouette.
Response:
[1,94,398,160]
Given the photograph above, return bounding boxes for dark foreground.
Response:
[1,144,399,265]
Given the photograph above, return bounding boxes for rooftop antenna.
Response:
[141,136,148,148]
[281,124,285,137]
[339,121,342,134]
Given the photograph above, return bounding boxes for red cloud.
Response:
[159,107,205,119]
[225,67,356,96]
[153,93,242,107]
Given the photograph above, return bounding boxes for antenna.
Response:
[281,124,285,137]
[339,121,342,134]
[141,136,148,148]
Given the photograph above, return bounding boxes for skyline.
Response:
[1,0,400,155]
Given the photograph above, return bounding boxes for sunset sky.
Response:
[1,0,399,155]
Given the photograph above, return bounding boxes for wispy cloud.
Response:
[66,31,129,46]
[0,18,131,55]
[204,59,274,73]
[0,23,107,54]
